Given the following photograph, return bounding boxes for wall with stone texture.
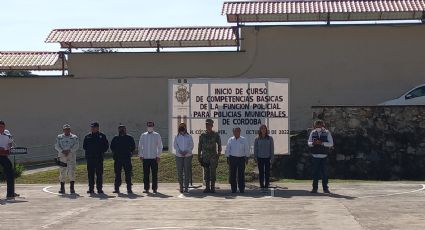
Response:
[273,106,425,180]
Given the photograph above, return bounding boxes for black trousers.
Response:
[257,157,271,188]
[143,159,158,191]
[229,156,246,192]
[87,157,104,191]
[0,156,14,197]
[312,157,328,190]
[114,158,132,189]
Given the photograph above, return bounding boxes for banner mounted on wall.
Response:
[168,78,290,155]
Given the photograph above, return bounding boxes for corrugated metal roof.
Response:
[0,52,66,71]
[223,0,425,22]
[45,27,238,48]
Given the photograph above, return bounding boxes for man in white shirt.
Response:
[225,127,249,193]
[0,120,18,199]
[55,124,80,194]
[307,120,334,194]
[138,121,163,194]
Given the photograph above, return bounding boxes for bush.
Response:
[0,162,24,181]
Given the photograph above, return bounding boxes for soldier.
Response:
[83,122,109,194]
[54,124,79,194]
[110,124,136,194]
[198,119,222,193]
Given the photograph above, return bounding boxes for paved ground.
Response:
[1,182,424,230]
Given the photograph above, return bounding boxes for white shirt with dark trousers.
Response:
[138,131,163,192]
[0,131,15,197]
[225,136,249,192]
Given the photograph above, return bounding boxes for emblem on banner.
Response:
[175,84,190,104]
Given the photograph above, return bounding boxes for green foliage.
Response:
[0,163,24,181]
[17,153,257,184]
[0,70,33,77]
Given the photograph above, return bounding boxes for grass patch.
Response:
[17,153,257,184]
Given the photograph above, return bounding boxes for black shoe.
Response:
[323,188,331,194]
[310,189,318,194]
[203,188,211,193]
[112,189,120,193]
[143,190,149,193]
[70,181,75,194]
[97,190,104,194]
[239,190,245,193]
[87,190,94,194]
[59,182,65,194]
[127,189,133,194]
[231,190,237,193]
[184,188,189,193]
[13,193,20,197]
[153,190,157,194]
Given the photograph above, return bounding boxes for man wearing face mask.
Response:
[138,121,163,194]
[55,124,79,194]
[307,120,334,194]
[110,124,136,194]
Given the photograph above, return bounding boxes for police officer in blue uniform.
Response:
[308,120,334,193]
[110,124,136,194]
[83,122,109,194]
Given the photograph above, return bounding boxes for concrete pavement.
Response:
[0,182,424,230]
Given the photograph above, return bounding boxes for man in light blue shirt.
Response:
[225,127,249,193]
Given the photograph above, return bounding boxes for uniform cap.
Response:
[63,124,71,129]
[90,122,100,128]
[205,119,214,125]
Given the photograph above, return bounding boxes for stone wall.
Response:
[273,106,425,180]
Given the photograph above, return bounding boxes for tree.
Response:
[0,70,34,77]
[82,48,117,53]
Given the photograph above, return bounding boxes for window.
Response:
[406,86,425,99]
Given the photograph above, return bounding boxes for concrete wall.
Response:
[1,24,425,162]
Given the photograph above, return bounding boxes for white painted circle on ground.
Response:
[134,227,258,230]
[42,186,63,196]
[356,184,425,199]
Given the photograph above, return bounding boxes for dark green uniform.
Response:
[198,130,222,187]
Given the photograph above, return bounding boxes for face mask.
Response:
[147,127,154,133]
[315,128,322,132]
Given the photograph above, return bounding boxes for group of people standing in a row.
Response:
[0,118,333,199]
[54,119,275,195]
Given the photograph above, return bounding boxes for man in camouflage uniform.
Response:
[198,119,221,193]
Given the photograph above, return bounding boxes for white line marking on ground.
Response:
[134,227,258,230]
[357,184,425,199]
[42,186,62,196]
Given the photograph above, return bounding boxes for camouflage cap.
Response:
[205,119,214,125]
[63,124,71,129]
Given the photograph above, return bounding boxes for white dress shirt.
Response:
[138,131,163,159]
[0,132,13,150]
[173,133,194,157]
[225,136,249,157]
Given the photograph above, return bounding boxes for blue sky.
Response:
[0,0,229,51]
